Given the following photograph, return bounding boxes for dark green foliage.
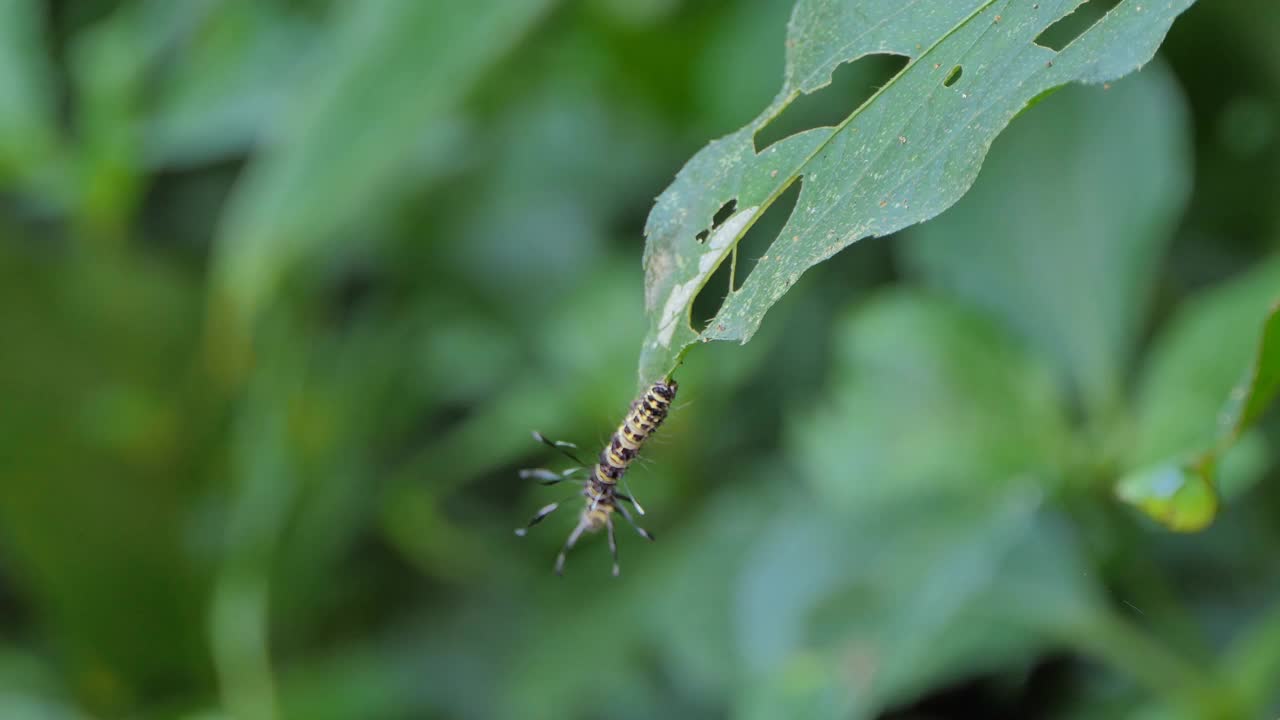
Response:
[0,1,1278,719]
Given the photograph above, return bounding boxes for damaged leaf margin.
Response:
[639,0,1195,387]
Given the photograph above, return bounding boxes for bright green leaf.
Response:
[1114,458,1218,532]
[638,0,1195,385]
[900,62,1191,417]
[1119,256,1280,531]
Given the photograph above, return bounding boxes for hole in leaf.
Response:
[712,199,737,228]
[1033,0,1122,52]
[695,199,738,244]
[732,178,802,291]
[753,54,909,154]
[690,244,735,332]
[943,65,962,88]
[688,180,802,332]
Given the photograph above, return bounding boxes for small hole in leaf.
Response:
[695,199,738,244]
[753,54,909,154]
[732,178,802,291]
[711,199,737,229]
[943,65,962,88]
[1033,0,1121,52]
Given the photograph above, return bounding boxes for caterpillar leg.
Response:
[554,519,588,576]
[615,492,646,516]
[518,467,585,486]
[607,517,620,577]
[615,502,655,542]
[514,502,560,537]
[531,431,587,467]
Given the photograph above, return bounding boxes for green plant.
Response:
[1,1,1279,718]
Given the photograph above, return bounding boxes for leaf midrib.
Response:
[689,0,1004,339]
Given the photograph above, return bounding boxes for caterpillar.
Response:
[515,378,678,576]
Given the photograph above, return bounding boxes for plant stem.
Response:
[1068,611,1236,719]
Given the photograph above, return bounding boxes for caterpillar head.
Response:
[652,379,678,400]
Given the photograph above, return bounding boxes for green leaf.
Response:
[1114,457,1218,532]
[1131,257,1280,462]
[1223,301,1280,438]
[732,487,1102,720]
[212,0,552,332]
[767,288,1218,715]
[69,0,230,235]
[0,0,63,193]
[742,289,1091,717]
[0,649,91,720]
[144,2,312,168]
[790,290,1069,510]
[638,0,1195,385]
[900,62,1191,417]
[1117,256,1280,531]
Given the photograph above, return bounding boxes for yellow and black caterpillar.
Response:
[516,378,678,575]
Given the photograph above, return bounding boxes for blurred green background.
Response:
[1,0,1279,718]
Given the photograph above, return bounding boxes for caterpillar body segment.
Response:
[594,380,677,487]
[517,378,678,576]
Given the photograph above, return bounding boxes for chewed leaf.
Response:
[1115,460,1218,533]
[638,0,1195,385]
